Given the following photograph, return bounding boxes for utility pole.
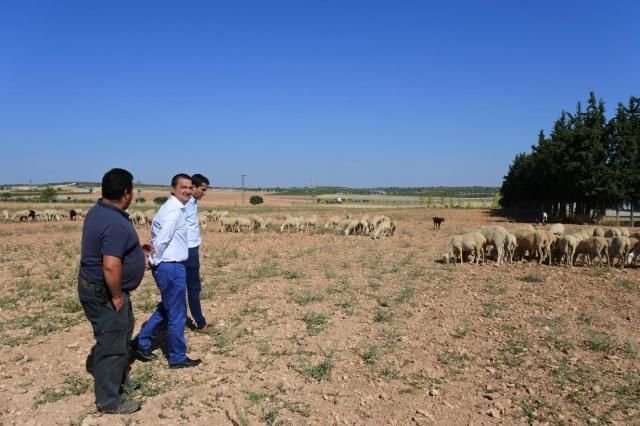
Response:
[241,174,246,204]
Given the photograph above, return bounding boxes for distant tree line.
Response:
[272,186,499,197]
[500,92,640,222]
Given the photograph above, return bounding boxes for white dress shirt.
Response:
[149,195,189,266]
[184,197,201,248]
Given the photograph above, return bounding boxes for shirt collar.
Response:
[169,195,188,210]
[97,199,129,218]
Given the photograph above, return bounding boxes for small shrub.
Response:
[61,297,82,313]
[303,312,328,335]
[249,195,264,205]
[301,355,333,381]
[584,330,614,353]
[520,274,545,283]
[153,196,168,205]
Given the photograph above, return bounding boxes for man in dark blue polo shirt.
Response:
[78,168,151,414]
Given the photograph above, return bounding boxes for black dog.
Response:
[432,216,445,229]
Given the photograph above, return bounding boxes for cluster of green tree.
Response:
[500,93,640,222]
[271,186,499,197]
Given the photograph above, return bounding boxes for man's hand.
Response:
[141,242,155,255]
[145,257,152,271]
[112,295,124,312]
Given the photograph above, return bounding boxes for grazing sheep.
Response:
[280,215,302,233]
[372,219,395,240]
[198,212,208,230]
[12,210,30,222]
[301,214,318,232]
[478,225,508,265]
[592,227,605,237]
[324,216,342,229]
[503,232,517,263]
[70,209,77,221]
[2,209,8,221]
[220,216,237,232]
[513,230,550,264]
[130,210,146,226]
[443,232,486,265]
[607,236,631,268]
[344,219,361,236]
[604,227,622,238]
[144,209,156,225]
[548,223,565,236]
[432,216,445,229]
[557,234,579,268]
[574,237,609,266]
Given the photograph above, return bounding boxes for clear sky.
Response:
[1,1,638,187]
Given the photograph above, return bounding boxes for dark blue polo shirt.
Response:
[79,200,145,291]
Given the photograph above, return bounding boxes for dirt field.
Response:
[0,205,639,425]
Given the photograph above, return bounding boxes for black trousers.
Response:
[78,276,134,410]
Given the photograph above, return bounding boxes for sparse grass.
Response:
[335,298,356,314]
[584,329,614,353]
[248,260,279,280]
[123,363,171,398]
[290,290,325,305]
[485,282,507,295]
[374,308,392,323]
[614,279,637,293]
[33,373,90,407]
[300,354,333,381]
[452,325,469,339]
[361,345,380,365]
[60,297,82,313]
[519,274,545,283]
[283,269,303,280]
[482,300,500,318]
[395,286,415,304]
[499,336,530,367]
[303,312,328,335]
[577,313,594,325]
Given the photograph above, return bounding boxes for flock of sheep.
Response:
[201,210,397,239]
[5,206,639,268]
[2,207,397,239]
[443,223,640,268]
[2,208,87,222]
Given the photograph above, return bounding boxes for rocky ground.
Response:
[0,205,638,425]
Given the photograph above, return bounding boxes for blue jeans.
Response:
[134,262,187,365]
[185,247,207,328]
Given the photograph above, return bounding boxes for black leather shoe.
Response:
[169,357,202,369]
[134,348,157,362]
[98,400,142,414]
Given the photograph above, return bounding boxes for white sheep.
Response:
[280,215,302,233]
[607,236,631,268]
[574,237,609,267]
[443,232,486,265]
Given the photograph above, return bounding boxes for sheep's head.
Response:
[441,252,454,264]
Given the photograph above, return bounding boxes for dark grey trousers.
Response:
[78,276,134,410]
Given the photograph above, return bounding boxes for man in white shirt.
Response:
[184,173,219,334]
[132,174,202,369]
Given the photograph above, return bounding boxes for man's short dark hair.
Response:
[102,168,133,200]
[191,173,210,188]
[171,173,192,187]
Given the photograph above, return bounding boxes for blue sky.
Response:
[1,1,638,187]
